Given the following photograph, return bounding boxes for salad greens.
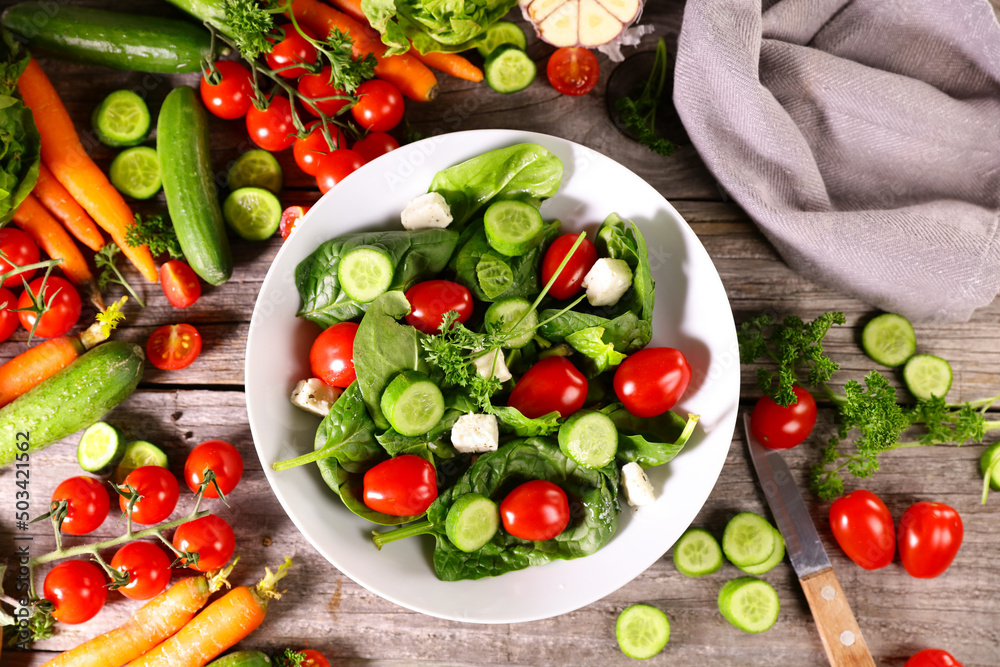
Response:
[452,221,560,302]
[0,28,40,225]
[361,0,518,56]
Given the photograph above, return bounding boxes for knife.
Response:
[743,414,876,667]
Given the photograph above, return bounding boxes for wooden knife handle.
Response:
[800,568,876,667]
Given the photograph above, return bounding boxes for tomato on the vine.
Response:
[298,66,350,117]
[829,489,894,570]
[280,205,310,240]
[0,227,39,287]
[43,560,107,624]
[147,323,203,371]
[547,47,600,96]
[172,514,236,572]
[352,132,400,163]
[613,347,691,418]
[246,96,296,152]
[310,321,359,388]
[541,234,597,300]
[500,480,570,541]
[294,122,348,176]
[508,357,587,419]
[0,287,17,343]
[160,260,201,309]
[362,455,438,516]
[351,80,404,133]
[110,541,172,600]
[404,280,473,334]
[51,476,110,535]
[200,60,254,119]
[898,501,963,579]
[315,149,365,194]
[299,649,331,667]
[18,276,81,339]
[905,649,964,667]
[266,24,318,79]
[184,440,244,498]
[749,385,817,450]
[119,466,180,525]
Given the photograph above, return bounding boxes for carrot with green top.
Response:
[33,163,105,251]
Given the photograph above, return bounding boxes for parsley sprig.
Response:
[614,38,676,157]
[125,213,182,259]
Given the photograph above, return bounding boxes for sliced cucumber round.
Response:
[476,21,527,58]
[673,528,723,578]
[903,354,952,401]
[484,297,537,349]
[722,512,777,569]
[616,604,670,659]
[223,186,282,241]
[77,421,124,473]
[380,370,445,437]
[339,245,394,303]
[445,493,499,552]
[558,410,617,468]
[227,149,283,193]
[113,440,168,484]
[980,442,1000,493]
[483,200,545,256]
[739,527,785,575]
[484,46,536,94]
[110,146,161,200]
[718,577,780,633]
[862,313,916,367]
[92,89,150,147]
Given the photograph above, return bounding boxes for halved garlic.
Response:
[519,0,642,49]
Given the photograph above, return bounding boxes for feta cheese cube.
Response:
[401,192,453,230]
[582,258,633,307]
[451,414,500,454]
[290,378,343,417]
[621,462,655,507]
[472,348,512,383]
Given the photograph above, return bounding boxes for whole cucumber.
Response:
[1,3,217,73]
[206,650,272,667]
[159,86,233,285]
[0,341,144,467]
[164,0,237,40]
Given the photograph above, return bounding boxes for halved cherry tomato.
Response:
[18,276,81,339]
[547,47,600,96]
[297,66,350,117]
[508,357,587,419]
[184,440,243,498]
[749,386,817,450]
[315,149,365,194]
[160,260,201,309]
[541,234,597,300]
[200,60,254,119]
[119,466,179,525]
[351,80,404,133]
[246,96,296,152]
[172,514,236,572]
[280,205,310,240]
[404,280,473,334]
[266,24,318,79]
[613,347,691,418]
[352,132,400,163]
[294,122,348,176]
[310,321,359,388]
[362,454,437,516]
[905,649,964,667]
[0,227,39,287]
[110,541,172,600]
[43,560,107,624]
[0,287,19,343]
[51,476,110,535]
[500,480,570,541]
[147,323,202,371]
[299,649,331,667]
[829,489,894,570]
[898,501,963,579]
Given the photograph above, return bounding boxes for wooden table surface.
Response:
[2,1,999,665]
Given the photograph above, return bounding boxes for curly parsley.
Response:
[125,213,182,259]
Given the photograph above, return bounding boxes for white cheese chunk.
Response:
[472,348,512,383]
[401,192,453,230]
[621,462,655,507]
[451,414,500,454]
[582,258,633,307]
[290,378,343,417]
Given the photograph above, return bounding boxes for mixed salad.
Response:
[275,143,698,581]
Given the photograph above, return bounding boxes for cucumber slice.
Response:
[722,512,777,568]
[483,200,545,257]
[740,527,785,575]
[615,604,670,659]
[672,528,723,578]
[445,493,500,552]
[476,21,527,58]
[980,443,1000,493]
[92,90,150,147]
[862,313,916,367]
[338,245,394,303]
[110,147,161,200]
[484,46,536,94]
[484,297,537,349]
[113,440,168,484]
[227,149,283,193]
[223,187,283,241]
[380,371,446,437]
[718,577,780,633]
[903,354,952,401]
[77,421,124,473]
[558,410,617,468]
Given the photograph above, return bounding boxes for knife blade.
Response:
[744,413,876,667]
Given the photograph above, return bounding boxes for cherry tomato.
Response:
[299,649,331,667]
[315,149,365,194]
[898,501,963,579]
[246,96,296,152]
[0,227,39,287]
[547,47,600,96]
[147,323,203,371]
[362,455,437,516]
[280,205,311,240]
[119,466,180,525]
[352,132,400,163]
[613,347,691,418]
[160,260,201,309]
[829,489,895,570]
[310,321,359,387]
[749,386,817,450]
[184,440,244,498]
[294,122,348,176]
[51,476,110,535]
[297,66,350,117]
[265,24,318,78]
[508,357,587,419]
[905,649,964,667]
[500,480,570,541]
[18,276,81,339]
[351,80,404,133]
[404,280,473,334]
[110,541,172,600]
[200,60,254,119]
[43,560,107,624]
[172,514,236,572]
[541,234,598,300]
[0,287,19,343]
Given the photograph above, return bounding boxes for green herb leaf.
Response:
[125,213,182,259]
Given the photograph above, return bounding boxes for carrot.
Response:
[33,163,104,252]
[290,0,438,102]
[17,58,158,283]
[127,558,292,667]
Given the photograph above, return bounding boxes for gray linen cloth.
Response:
[672,0,1000,322]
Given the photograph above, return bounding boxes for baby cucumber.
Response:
[205,650,272,667]
[862,313,916,367]
[0,342,144,467]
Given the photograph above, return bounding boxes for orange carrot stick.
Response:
[17,58,157,282]
[325,0,366,21]
[290,0,438,102]
[411,50,483,82]
[33,163,104,252]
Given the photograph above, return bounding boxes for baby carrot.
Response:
[33,163,104,251]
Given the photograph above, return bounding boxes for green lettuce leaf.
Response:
[0,29,40,225]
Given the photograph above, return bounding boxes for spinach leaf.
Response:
[452,222,557,302]
[476,250,513,299]
[565,326,627,375]
[492,406,561,436]
[601,403,700,468]
[597,213,655,323]
[0,30,39,224]
[539,310,651,354]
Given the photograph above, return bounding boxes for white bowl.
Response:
[246,129,739,623]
